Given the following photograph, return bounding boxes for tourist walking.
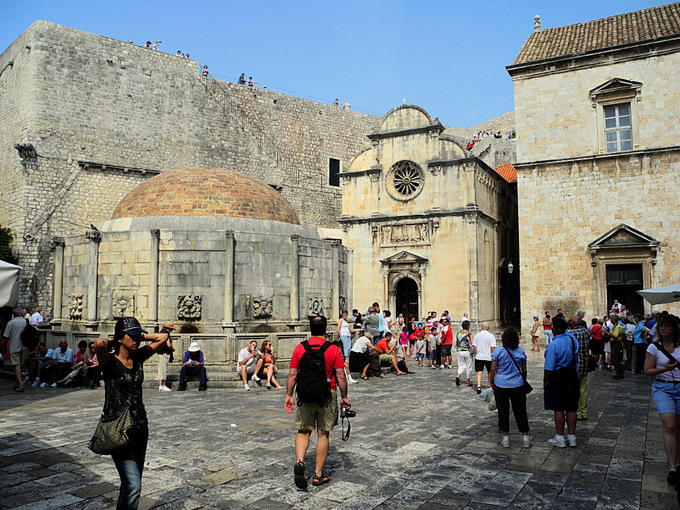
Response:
[569,318,590,420]
[530,315,541,352]
[337,310,358,384]
[474,322,496,394]
[644,313,680,491]
[93,317,170,510]
[455,320,473,386]
[543,317,580,448]
[285,316,349,489]
[543,312,553,346]
[490,328,530,448]
[156,322,175,392]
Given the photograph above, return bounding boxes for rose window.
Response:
[385,160,424,201]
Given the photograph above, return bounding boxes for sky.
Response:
[0,0,664,129]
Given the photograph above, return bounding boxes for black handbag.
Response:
[88,406,135,455]
[88,365,137,455]
[506,347,533,394]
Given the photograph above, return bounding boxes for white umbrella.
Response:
[0,260,22,308]
[637,284,680,306]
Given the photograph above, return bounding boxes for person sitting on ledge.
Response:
[259,339,283,389]
[178,342,207,391]
[375,332,406,375]
[238,340,264,391]
[349,331,382,380]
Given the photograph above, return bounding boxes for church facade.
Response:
[508,3,680,333]
[339,106,518,326]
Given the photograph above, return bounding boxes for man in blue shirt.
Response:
[543,317,580,448]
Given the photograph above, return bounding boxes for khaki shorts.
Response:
[9,349,28,367]
[157,353,170,380]
[294,390,338,432]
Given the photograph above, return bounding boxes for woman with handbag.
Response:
[489,327,531,448]
[644,313,680,491]
[92,317,170,510]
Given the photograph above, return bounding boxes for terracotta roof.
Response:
[112,167,300,225]
[493,163,518,184]
[511,3,680,66]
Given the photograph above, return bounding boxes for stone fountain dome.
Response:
[112,167,300,225]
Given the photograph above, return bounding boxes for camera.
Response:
[340,403,356,419]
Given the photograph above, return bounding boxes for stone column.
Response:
[420,266,427,319]
[347,248,354,312]
[149,229,160,324]
[493,222,500,326]
[85,229,101,324]
[52,237,65,321]
[465,212,480,322]
[382,266,389,309]
[290,235,300,321]
[223,230,235,328]
[331,240,340,318]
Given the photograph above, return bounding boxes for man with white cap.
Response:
[178,341,207,391]
[157,322,176,392]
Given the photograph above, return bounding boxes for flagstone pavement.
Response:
[0,348,677,510]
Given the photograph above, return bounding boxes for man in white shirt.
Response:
[238,340,264,391]
[30,308,43,326]
[473,322,496,394]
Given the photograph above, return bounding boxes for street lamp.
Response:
[507,260,514,274]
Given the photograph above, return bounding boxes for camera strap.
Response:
[341,415,351,441]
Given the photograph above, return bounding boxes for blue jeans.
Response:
[112,427,148,510]
[544,330,554,345]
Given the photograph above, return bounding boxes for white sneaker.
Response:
[501,437,510,448]
[244,383,250,391]
[51,383,58,388]
[548,436,566,448]
[40,382,49,388]
[23,376,31,384]
[252,374,261,382]
[523,437,532,448]
[32,379,41,387]
[347,377,359,384]
[567,436,577,447]
[159,386,172,392]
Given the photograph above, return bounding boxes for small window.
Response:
[604,104,633,152]
[329,158,340,187]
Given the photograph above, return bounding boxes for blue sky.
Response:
[0,0,663,128]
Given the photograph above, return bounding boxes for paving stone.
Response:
[0,354,666,508]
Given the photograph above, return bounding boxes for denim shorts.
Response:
[340,335,351,357]
[652,380,680,415]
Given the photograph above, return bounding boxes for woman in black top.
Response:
[94,317,169,510]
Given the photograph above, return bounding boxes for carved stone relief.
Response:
[112,294,135,319]
[252,296,273,319]
[380,222,430,247]
[307,296,326,318]
[69,294,83,321]
[339,296,347,314]
[177,294,202,320]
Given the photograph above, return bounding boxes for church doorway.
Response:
[396,278,418,320]
[606,264,644,316]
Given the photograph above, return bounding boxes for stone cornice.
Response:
[514,145,680,169]
[368,123,445,141]
[338,207,497,226]
[78,160,162,175]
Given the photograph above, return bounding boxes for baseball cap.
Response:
[122,317,147,336]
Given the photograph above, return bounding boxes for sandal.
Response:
[360,375,368,380]
[377,374,386,378]
[312,473,331,486]
[294,461,307,490]
[476,387,482,394]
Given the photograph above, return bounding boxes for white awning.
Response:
[0,260,21,308]
[637,284,680,306]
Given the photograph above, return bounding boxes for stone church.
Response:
[340,105,518,326]
[508,3,680,333]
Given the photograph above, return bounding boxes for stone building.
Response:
[0,20,377,311]
[53,167,349,333]
[508,3,680,333]
[339,105,519,325]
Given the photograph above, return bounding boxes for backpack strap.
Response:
[301,340,311,353]
[505,347,527,382]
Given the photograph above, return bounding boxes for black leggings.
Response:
[493,385,529,433]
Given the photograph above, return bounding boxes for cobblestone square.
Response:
[0,350,676,509]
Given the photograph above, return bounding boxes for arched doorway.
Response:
[396,278,418,320]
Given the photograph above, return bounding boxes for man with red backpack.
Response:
[285,316,350,490]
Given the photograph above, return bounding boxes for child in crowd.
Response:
[428,326,439,368]
[414,336,425,366]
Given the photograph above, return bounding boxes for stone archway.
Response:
[395,276,419,321]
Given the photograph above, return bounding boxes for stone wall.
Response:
[516,149,680,334]
[0,21,378,311]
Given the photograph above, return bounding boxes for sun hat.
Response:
[188,342,200,352]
